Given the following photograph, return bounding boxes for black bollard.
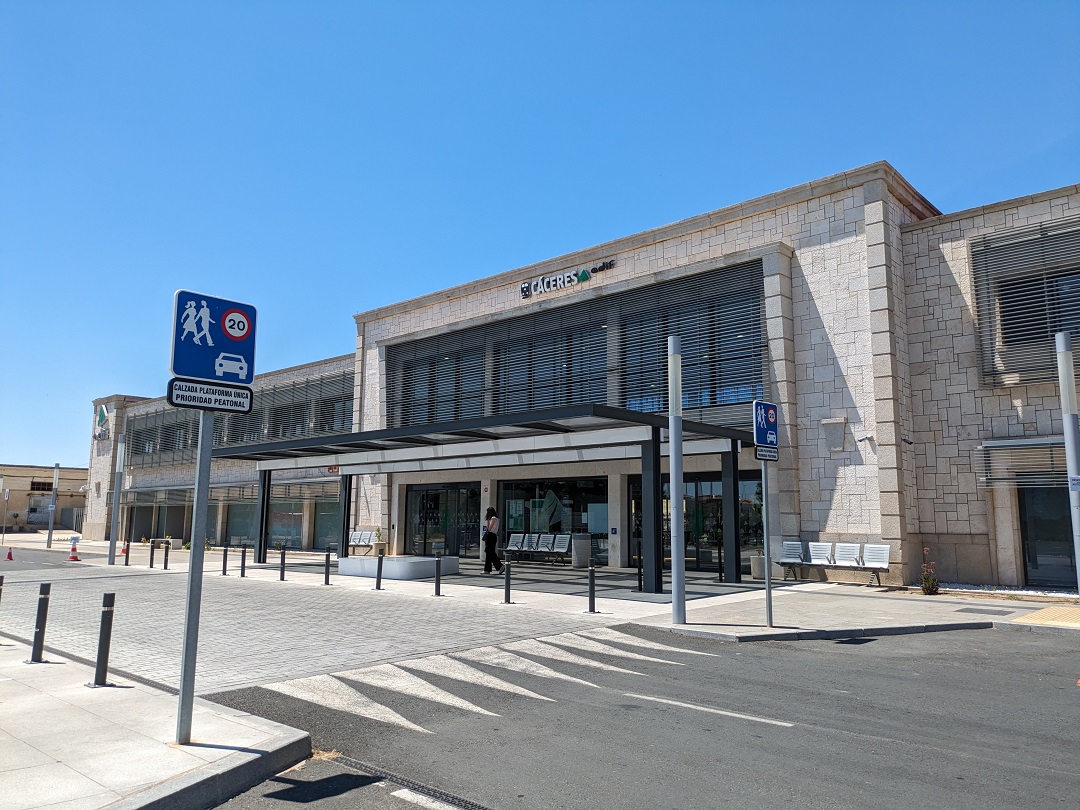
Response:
[149,542,156,569]
[503,561,511,604]
[279,545,286,581]
[91,592,115,687]
[323,545,332,586]
[163,541,170,570]
[375,549,384,591]
[240,545,247,578]
[124,540,130,567]
[0,575,4,610]
[588,558,598,613]
[221,541,229,576]
[434,553,442,596]
[636,542,643,592]
[29,583,51,663]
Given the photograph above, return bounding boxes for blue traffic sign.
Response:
[170,291,257,385]
[752,400,779,447]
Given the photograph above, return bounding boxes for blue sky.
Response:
[1,1,1078,467]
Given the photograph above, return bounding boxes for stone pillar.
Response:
[607,473,628,567]
[301,499,316,550]
[864,180,909,563]
[762,245,801,547]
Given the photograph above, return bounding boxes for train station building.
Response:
[82,161,1080,590]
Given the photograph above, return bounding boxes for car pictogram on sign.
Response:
[215,352,248,380]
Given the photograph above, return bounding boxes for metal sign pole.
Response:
[668,336,686,625]
[176,409,213,745]
[1055,333,1080,601]
[762,462,773,627]
[46,463,59,549]
[108,433,125,566]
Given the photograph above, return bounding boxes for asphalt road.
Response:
[210,625,1080,810]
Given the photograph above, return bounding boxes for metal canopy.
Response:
[212,403,753,465]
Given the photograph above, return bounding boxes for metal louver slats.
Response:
[972,215,1080,385]
[975,439,1068,488]
[385,259,767,430]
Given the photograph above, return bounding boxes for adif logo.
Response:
[520,259,615,299]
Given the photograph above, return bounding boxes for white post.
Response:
[108,434,126,565]
[668,336,686,624]
[46,463,59,548]
[762,465,773,627]
[1055,332,1080,601]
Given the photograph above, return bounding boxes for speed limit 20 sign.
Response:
[170,291,257,387]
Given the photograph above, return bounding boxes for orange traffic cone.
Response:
[4,548,11,561]
[67,538,80,562]
[121,540,127,555]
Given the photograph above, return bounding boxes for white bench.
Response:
[502,532,571,564]
[348,530,380,555]
[778,541,891,585]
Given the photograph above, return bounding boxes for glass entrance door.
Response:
[1018,487,1078,589]
[405,484,481,557]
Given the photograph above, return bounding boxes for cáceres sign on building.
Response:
[520,259,615,300]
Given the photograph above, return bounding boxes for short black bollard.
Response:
[434,553,442,596]
[163,541,170,570]
[28,583,51,663]
[503,561,511,604]
[124,540,130,567]
[240,545,247,578]
[636,543,643,592]
[91,592,115,687]
[588,558,598,613]
[221,542,229,576]
[279,545,286,581]
[323,545,332,586]
[149,542,156,569]
[0,575,4,610]
[375,549,384,591]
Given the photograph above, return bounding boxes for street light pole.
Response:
[46,463,59,549]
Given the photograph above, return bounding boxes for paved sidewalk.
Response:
[1,533,1077,809]
[0,639,309,810]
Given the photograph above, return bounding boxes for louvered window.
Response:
[386,259,766,429]
[973,214,1080,384]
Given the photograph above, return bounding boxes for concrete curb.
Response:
[993,620,1080,637]
[643,620,997,643]
[106,716,311,810]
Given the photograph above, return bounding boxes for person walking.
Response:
[483,507,503,575]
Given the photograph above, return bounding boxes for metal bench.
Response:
[504,532,570,564]
[778,540,805,580]
[781,541,892,585]
[348,530,378,555]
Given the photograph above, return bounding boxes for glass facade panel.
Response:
[498,477,608,564]
[313,501,340,550]
[404,484,482,557]
[269,500,304,549]
[1018,487,1078,589]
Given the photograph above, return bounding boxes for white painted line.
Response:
[503,639,645,675]
[262,674,430,733]
[454,646,599,688]
[391,788,462,809]
[624,693,793,727]
[545,632,684,665]
[335,664,498,716]
[579,627,719,656]
[400,654,555,701]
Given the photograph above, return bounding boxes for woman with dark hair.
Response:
[483,506,503,575]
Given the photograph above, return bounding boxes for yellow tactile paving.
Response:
[1014,606,1080,628]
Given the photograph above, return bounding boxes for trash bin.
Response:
[750,554,765,580]
[571,533,592,568]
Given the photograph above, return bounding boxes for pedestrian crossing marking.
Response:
[579,627,720,656]
[335,664,498,716]
[399,654,555,702]
[543,633,684,665]
[262,674,431,733]
[502,639,645,675]
[453,646,599,688]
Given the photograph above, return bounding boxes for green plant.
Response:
[140,536,149,545]
[182,541,191,550]
[205,538,211,551]
[920,546,939,595]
